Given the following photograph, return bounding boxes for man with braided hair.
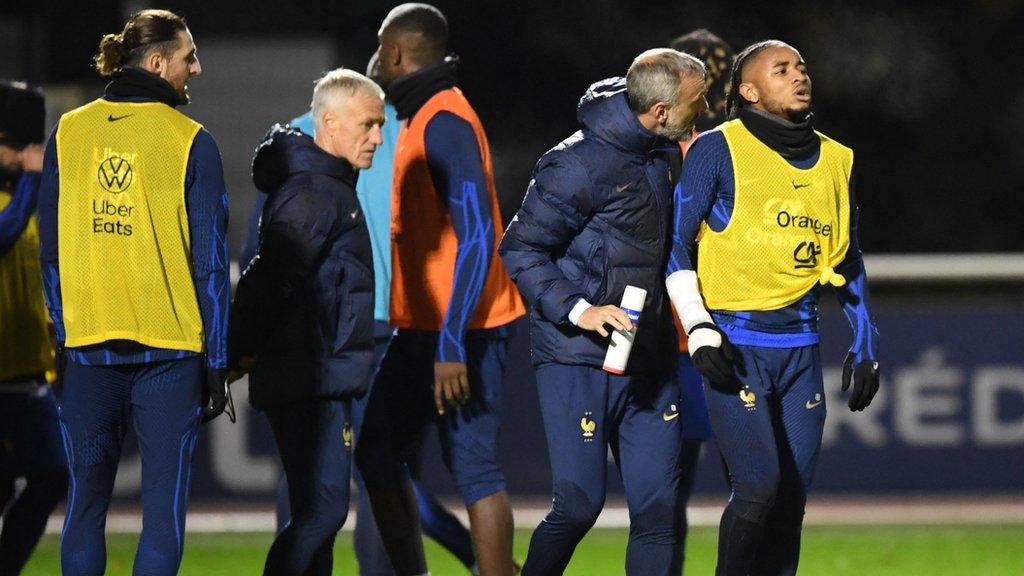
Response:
[664,40,880,575]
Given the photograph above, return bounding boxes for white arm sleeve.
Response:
[665,270,713,333]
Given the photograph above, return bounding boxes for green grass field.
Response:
[23,524,1024,575]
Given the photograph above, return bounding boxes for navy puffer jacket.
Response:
[229,125,375,409]
[500,78,680,376]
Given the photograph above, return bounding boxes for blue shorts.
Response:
[0,380,66,478]
[677,354,713,440]
[356,326,509,506]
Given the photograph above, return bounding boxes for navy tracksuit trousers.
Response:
[273,323,477,575]
[523,364,681,576]
[263,399,352,576]
[57,357,203,576]
[706,344,826,576]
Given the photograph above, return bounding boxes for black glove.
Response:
[842,353,879,412]
[202,368,234,423]
[688,322,743,394]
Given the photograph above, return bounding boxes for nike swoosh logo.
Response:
[662,412,680,422]
[805,400,822,409]
[108,114,133,122]
[615,183,632,193]
[793,182,811,189]
[350,210,359,219]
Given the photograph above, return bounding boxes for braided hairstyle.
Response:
[725,39,786,119]
[94,9,188,76]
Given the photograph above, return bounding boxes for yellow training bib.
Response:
[697,119,852,311]
[0,190,54,380]
[56,99,204,351]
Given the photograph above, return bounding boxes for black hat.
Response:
[0,81,45,150]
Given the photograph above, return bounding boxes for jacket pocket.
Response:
[331,257,374,355]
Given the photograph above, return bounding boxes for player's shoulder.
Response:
[685,127,731,165]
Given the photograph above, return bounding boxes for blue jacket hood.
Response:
[252,123,356,194]
[577,77,673,155]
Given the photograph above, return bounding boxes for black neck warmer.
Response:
[738,106,819,160]
[387,61,457,120]
[104,67,185,108]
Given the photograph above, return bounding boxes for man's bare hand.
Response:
[20,144,43,173]
[434,361,469,415]
[577,305,631,337]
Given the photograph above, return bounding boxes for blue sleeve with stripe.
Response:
[185,129,230,369]
[834,169,878,362]
[0,171,41,258]
[38,126,64,343]
[424,112,492,363]
[666,130,732,276]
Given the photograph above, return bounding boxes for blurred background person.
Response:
[0,80,68,576]
[355,4,525,575]
[666,27,735,576]
[37,9,230,575]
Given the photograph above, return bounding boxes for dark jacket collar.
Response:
[103,67,185,107]
[252,124,356,194]
[387,61,457,120]
[577,77,675,156]
[738,106,819,160]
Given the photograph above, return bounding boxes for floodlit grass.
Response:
[23,524,1024,575]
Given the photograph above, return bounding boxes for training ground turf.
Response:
[23,525,1024,575]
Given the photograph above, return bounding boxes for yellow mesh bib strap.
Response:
[0,191,54,380]
[697,119,852,312]
[56,100,204,351]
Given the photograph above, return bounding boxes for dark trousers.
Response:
[58,357,203,576]
[523,364,681,576]
[705,344,825,576]
[264,399,352,576]
[274,323,477,575]
[0,382,68,575]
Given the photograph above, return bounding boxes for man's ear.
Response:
[141,50,165,75]
[650,101,669,125]
[383,41,401,68]
[738,82,759,105]
[321,109,336,132]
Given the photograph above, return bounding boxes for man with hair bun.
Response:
[37,9,229,575]
[665,40,880,575]
[500,48,708,575]
[228,68,386,576]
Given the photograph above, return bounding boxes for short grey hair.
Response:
[626,48,706,113]
[311,68,385,132]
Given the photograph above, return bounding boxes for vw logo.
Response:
[97,156,134,193]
